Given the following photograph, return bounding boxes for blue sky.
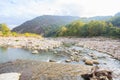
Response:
[0,0,120,29]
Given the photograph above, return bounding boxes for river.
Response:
[0,46,120,80]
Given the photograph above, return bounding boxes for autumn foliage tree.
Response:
[0,23,10,36]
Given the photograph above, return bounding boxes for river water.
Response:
[0,47,66,63]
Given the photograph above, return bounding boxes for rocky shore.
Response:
[0,60,91,80]
[0,37,62,51]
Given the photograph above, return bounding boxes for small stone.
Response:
[85,59,93,65]
[49,60,56,62]
[82,57,89,62]
[65,59,71,63]
[70,56,74,61]
[32,50,39,54]
[93,60,99,64]
[92,56,98,60]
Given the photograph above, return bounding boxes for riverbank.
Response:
[0,37,120,60]
[0,60,91,80]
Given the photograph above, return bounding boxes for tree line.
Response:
[56,20,120,38]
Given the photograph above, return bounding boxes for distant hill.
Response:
[115,12,120,16]
[109,12,120,28]
[12,15,80,36]
[88,16,112,21]
[79,16,112,22]
[80,14,120,28]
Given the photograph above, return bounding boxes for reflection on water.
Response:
[0,46,8,53]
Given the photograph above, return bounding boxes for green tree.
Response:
[12,32,18,37]
[87,21,107,36]
[67,21,85,36]
[57,26,68,36]
[79,24,89,37]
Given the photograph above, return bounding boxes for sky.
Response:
[0,0,120,29]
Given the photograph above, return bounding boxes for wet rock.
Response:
[49,59,56,62]
[32,50,39,54]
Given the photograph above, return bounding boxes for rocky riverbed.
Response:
[0,37,120,80]
[0,37,119,60]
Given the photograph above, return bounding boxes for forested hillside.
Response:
[12,15,79,36]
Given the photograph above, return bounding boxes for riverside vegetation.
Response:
[0,23,42,38]
[56,20,120,38]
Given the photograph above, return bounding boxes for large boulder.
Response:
[0,73,21,80]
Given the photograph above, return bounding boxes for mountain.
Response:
[108,12,120,28]
[88,16,112,21]
[12,15,80,36]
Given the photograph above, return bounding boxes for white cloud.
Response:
[0,0,120,28]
